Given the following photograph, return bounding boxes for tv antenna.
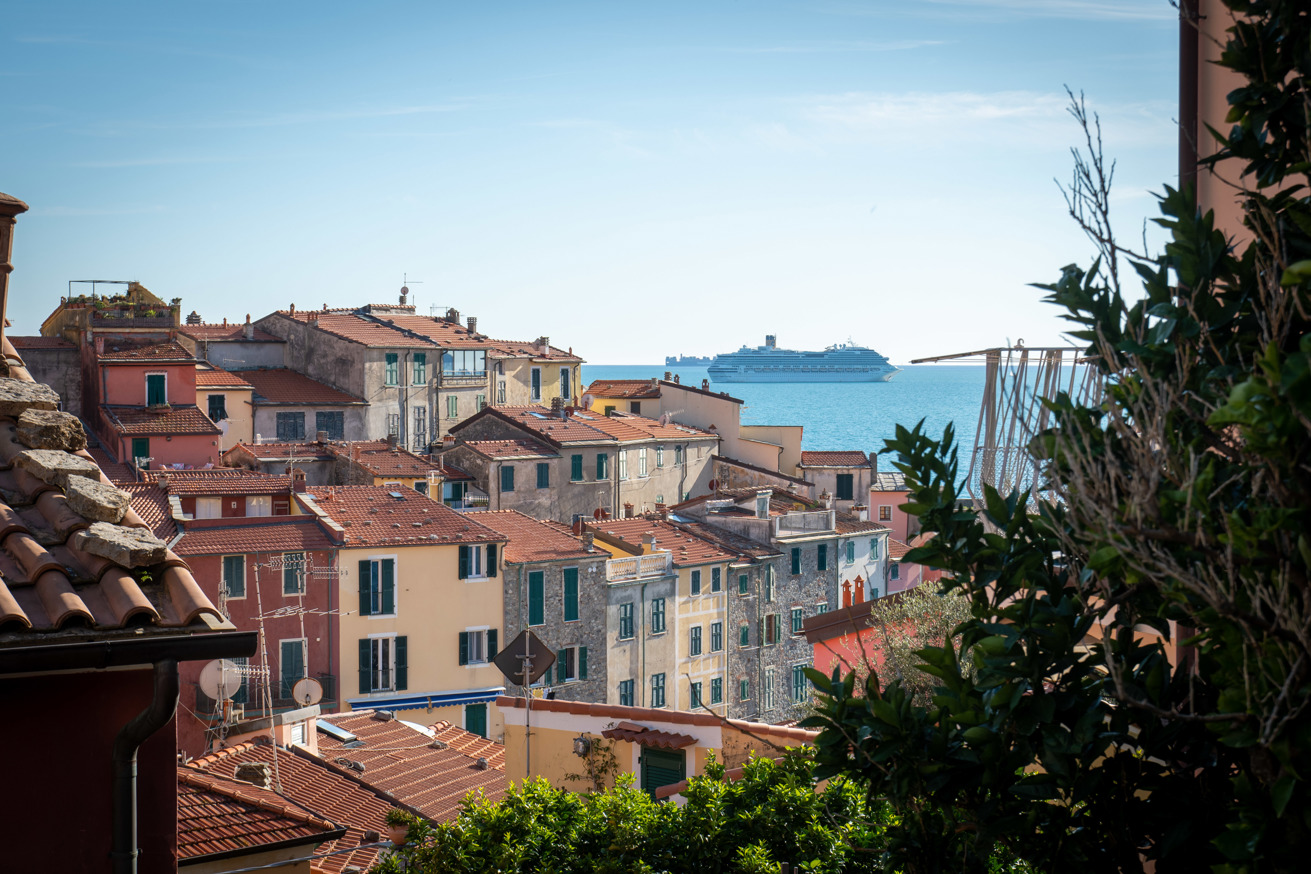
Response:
[400,273,422,307]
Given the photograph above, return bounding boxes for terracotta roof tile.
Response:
[308,485,504,547]
[174,517,336,556]
[587,517,738,566]
[150,468,292,496]
[873,471,909,491]
[240,369,365,405]
[601,723,696,749]
[835,511,887,535]
[585,379,661,400]
[102,404,222,436]
[177,765,341,861]
[800,451,871,468]
[659,379,743,404]
[665,519,782,560]
[474,510,597,564]
[888,538,910,559]
[315,711,506,822]
[467,407,611,445]
[373,314,499,350]
[326,441,444,477]
[7,335,75,349]
[459,439,558,460]
[98,341,196,362]
[121,483,178,541]
[224,441,336,463]
[430,720,505,765]
[87,447,135,484]
[496,696,819,742]
[585,411,717,442]
[177,323,283,343]
[486,337,582,361]
[276,312,435,349]
[195,367,253,389]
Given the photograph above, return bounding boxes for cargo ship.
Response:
[707,335,900,383]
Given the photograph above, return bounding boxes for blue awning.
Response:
[345,686,504,712]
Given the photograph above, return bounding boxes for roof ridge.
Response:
[178,765,339,831]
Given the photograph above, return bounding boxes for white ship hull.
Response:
[708,366,899,383]
[707,336,901,383]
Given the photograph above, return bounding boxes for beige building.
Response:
[195,366,254,451]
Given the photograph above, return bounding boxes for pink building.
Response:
[869,470,915,544]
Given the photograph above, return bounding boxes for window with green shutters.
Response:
[458,544,497,579]
[738,573,749,595]
[282,552,305,596]
[640,747,683,797]
[458,628,497,665]
[836,473,854,501]
[870,537,880,559]
[711,567,721,591]
[764,566,775,601]
[412,352,426,384]
[596,453,609,480]
[656,446,664,467]
[131,437,150,466]
[465,702,487,738]
[690,570,701,595]
[739,623,750,647]
[556,645,587,682]
[500,465,515,492]
[792,664,808,701]
[689,625,701,656]
[280,638,305,699]
[619,602,634,639]
[817,544,828,571]
[358,558,396,616]
[570,454,583,481]
[690,681,702,707]
[530,367,541,401]
[619,679,634,706]
[536,463,550,488]
[791,547,801,575]
[528,571,545,626]
[222,555,245,598]
[739,677,750,701]
[846,541,856,564]
[385,353,399,386]
[710,621,723,652]
[791,607,804,635]
[563,568,579,621]
[146,373,166,406]
[651,672,666,707]
[446,395,458,419]
[359,635,406,693]
[650,597,665,633]
[711,677,723,704]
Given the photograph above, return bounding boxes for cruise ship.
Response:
[707,335,901,383]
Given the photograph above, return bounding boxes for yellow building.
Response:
[304,485,509,738]
[493,339,584,408]
[195,367,255,450]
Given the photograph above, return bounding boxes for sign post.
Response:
[492,630,555,779]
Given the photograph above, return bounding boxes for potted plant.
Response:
[384,808,410,845]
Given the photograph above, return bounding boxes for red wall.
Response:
[102,362,196,407]
[111,429,220,470]
[0,668,179,874]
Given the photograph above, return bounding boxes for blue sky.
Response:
[3,0,1179,364]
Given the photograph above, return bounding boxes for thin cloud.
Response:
[919,0,1175,21]
[712,39,947,54]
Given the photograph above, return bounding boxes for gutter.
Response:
[0,628,257,676]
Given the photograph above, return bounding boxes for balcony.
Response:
[773,510,836,537]
[606,551,672,582]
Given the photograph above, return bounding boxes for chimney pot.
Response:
[702,379,709,391]
[664,371,671,381]
[623,502,634,518]
[467,316,477,334]
[583,531,595,551]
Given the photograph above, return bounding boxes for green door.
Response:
[640,747,685,797]
[131,437,150,466]
[465,702,488,738]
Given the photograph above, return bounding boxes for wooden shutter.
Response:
[579,646,588,680]
[358,639,371,693]
[487,628,498,659]
[358,561,372,616]
[458,545,469,580]
[380,559,395,614]
[459,631,469,666]
[563,568,579,622]
[529,572,545,626]
[395,636,408,691]
[556,649,567,683]
[641,749,685,797]
[791,548,800,574]
[487,544,498,577]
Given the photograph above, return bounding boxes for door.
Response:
[280,639,305,699]
[640,747,685,797]
[131,437,150,467]
[465,702,488,738]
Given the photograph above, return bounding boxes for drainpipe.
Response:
[111,658,179,874]
[639,581,648,706]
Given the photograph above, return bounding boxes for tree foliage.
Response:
[804,3,1311,872]
[855,583,975,707]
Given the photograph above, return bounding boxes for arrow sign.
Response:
[493,629,555,686]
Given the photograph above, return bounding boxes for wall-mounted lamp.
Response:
[572,735,591,757]
[165,435,172,441]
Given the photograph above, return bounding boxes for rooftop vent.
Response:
[430,739,449,750]
[372,710,395,722]
[475,757,490,771]
[335,757,367,774]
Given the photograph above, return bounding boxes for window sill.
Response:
[366,613,398,620]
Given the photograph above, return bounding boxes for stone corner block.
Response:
[14,448,102,488]
[15,408,87,452]
[72,522,168,569]
[64,476,130,524]
[0,378,60,418]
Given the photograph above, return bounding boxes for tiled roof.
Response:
[97,341,196,363]
[177,323,283,343]
[487,337,582,362]
[374,314,498,350]
[150,468,292,496]
[177,765,341,861]
[601,720,696,749]
[496,695,818,744]
[873,471,909,491]
[276,312,435,349]
[587,517,738,567]
[174,517,336,556]
[672,486,820,516]
[315,711,506,822]
[121,483,178,541]
[586,411,717,442]
[585,379,661,400]
[474,510,597,564]
[712,455,812,487]
[466,407,611,445]
[187,738,395,874]
[87,447,135,484]
[659,379,743,405]
[430,719,505,765]
[102,404,222,436]
[459,439,558,460]
[888,538,910,559]
[433,460,473,481]
[195,368,253,389]
[223,441,336,463]
[800,451,871,468]
[326,441,444,477]
[667,519,782,560]
[835,511,887,535]
[7,335,75,349]
[240,369,365,405]
[308,485,504,547]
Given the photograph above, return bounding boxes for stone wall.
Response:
[502,557,609,704]
[13,346,81,414]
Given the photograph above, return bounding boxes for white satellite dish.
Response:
[581,393,595,409]
[658,413,672,426]
[292,677,324,706]
[199,659,242,700]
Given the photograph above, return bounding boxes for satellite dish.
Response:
[292,677,324,706]
[709,479,719,491]
[658,413,672,426]
[581,393,595,408]
[199,659,242,700]
[593,508,603,520]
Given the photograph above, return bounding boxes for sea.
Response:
[580,364,987,467]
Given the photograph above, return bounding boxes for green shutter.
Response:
[459,631,469,666]
[487,544,498,577]
[563,568,579,622]
[458,545,469,579]
[818,544,827,571]
[537,463,550,488]
[579,646,588,680]
[791,547,801,574]
[380,559,395,614]
[557,649,567,683]
[528,572,545,626]
[395,636,408,691]
[488,628,498,658]
[358,639,371,693]
[358,561,372,617]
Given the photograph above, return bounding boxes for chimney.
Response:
[702,379,710,391]
[0,191,29,348]
[641,532,656,549]
[446,307,460,323]
[573,517,585,535]
[244,313,254,341]
[673,374,680,384]
[292,468,307,492]
[467,316,477,334]
[842,579,852,608]
[855,504,868,522]
[654,502,667,519]
[623,502,634,518]
[222,317,227,327]
[386,432,398,448]
[551,396,564,418]
[854,575,865,604]
[316,430,329,443]
[650,377,658,387]
[186,310,201,325]
[583,531,595,551]
[819,489,833,510]
[442,434,455,447]
[663,371,671,381]
[537,336,550,356]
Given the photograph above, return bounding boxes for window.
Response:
[596,453,609,480]
[690,570,701,595]
[710,621,723,652]
[656,446,664,468]
[458,544,496,579]
[530,367,542,401]
[711,567,721,591]
[690,681,702,707]
[276,412,305,441]
[711,677,723,705]
[563,568,579,622]
[846,541,856,564]
[459,628,498,665]
[197,496,222,520]
[465,702,487,738]
[739,623,750,647]
[651,597,666,633]
[764,565,775,601]
[497,380,506,405]
[556,645,588,682]
[560,367,572,399]
[500,465,515,492]
[756,495,769,519]
[131,437,150,467]
[817,544,828,572]
[792,665,808,702]
[315,411,344,441]
[476,393,486,411]
[791,607,804,635]
[619,679,635,706]
[282,552,305,596]
[570,454,584,481]
[763,613,780,645]
[619,602,634,639]
[638,449,648,477]
[412,406,427,450]
[386,413,400,439]
[879,505,893,522]
[247,496,272,517]
[738,573,749,595]
[603,405,616,415]
[207,394,227,422]
[890,563,900,581]
[385,353,399,386]
[689,625,702,656]
[618,450,628,481]
[446,395,459,419]
[536,462,550,489]
[222,555,245,598]
[836,473,854,501]
[280,638,305,698]
[870,538,880,560]
[146,373,167,406]
[359,634,407,693]
[739,677,750,702]
[359,558,396,616]
[651,672,666,707]
[528,571,545,625]
[790,547,801,575]
[763,668,776,709]
[675,445,684,465]
[816,602,830,614]
[442,349,487,376]
[630,401,641,414]
[412,352,427,384]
